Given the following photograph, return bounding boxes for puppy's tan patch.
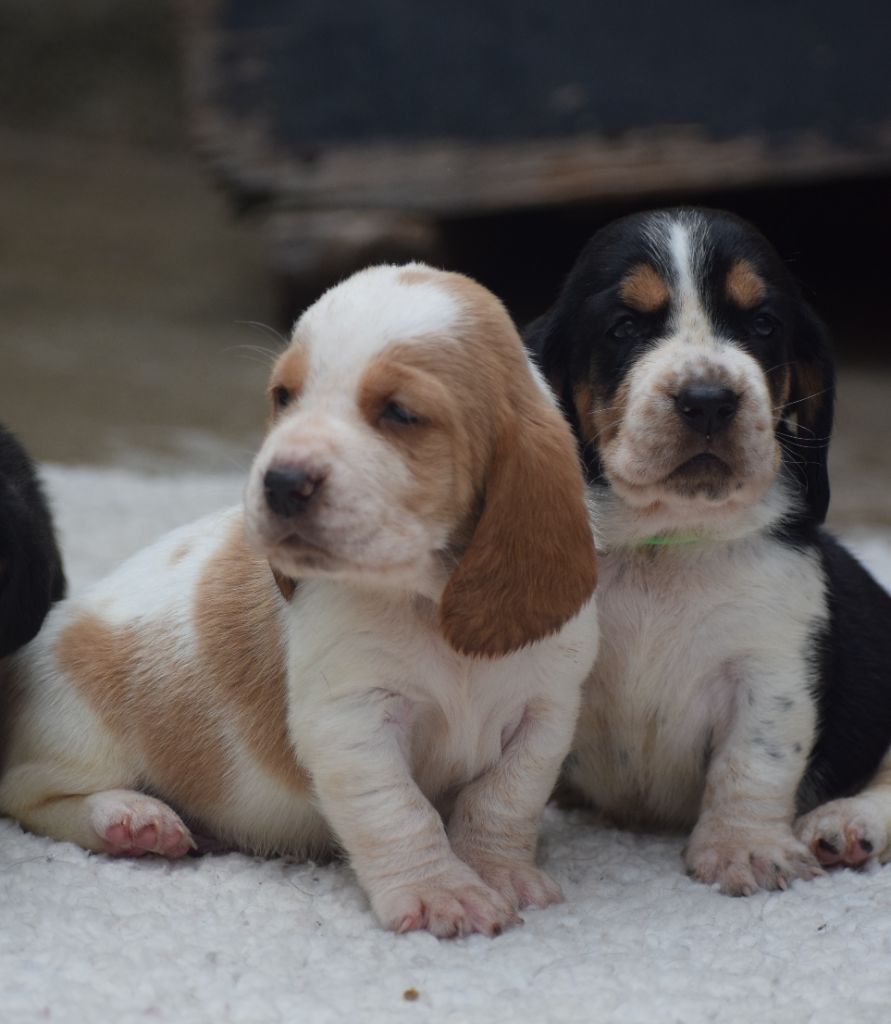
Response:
[57,517,310,820]
[620,264,670,313]
[357,342,475,527]
[57,613,229,812]
[770,366,792,417]
[573,382,599,447]
[581,379,630,449]
[268,344,310,421]
[726,260,766,309]
[194,519,310,794]
[792,360,828,419]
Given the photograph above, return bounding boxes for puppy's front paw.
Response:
[684,820,823,895]
[87,790,195,858]
[371,865,521,939]
[457,855,563,912]
[795,799,891,868]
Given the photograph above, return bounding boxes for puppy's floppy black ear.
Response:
[522,311,559,380]
[784,302,835,525]
[0,518,65,657]
[523,309,576,417]
[522,311,552,361]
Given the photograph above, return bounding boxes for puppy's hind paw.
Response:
[87,790,195,858]
[795,799,891,869]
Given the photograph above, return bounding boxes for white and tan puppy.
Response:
[0,265,599,938]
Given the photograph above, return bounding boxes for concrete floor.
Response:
[1,127,889,531]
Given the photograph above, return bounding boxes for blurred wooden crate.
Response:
[183,0,891,282]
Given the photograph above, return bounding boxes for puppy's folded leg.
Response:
[1,765,194,858]
[447,698,574,912]
[795,755,891,868]
[684,656,824,895]
[296,688,519,938]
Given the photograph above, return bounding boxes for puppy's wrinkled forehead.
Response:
[541,208,799,404]
[620,210,781,326]
[294,265,462,377]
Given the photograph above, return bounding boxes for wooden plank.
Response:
[182,0,891,215]
[188,121,891,216]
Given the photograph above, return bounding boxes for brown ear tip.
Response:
[438,600,534,659]
[439,580,597,660]
[440,623,536,660]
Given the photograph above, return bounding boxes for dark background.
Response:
[1,0,888,526]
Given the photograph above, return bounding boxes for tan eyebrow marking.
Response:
[726,259,767,309]
[619,263,670,313]
[269,345,309,403]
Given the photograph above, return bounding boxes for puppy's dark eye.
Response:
[753,314,777,337]
[608,317,638,340]
[272,386,292,410]
[380,400,421,427]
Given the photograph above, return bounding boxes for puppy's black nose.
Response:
[263,466,325,517]
[675,386,739,437]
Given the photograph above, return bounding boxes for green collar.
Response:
[636,534,705,548]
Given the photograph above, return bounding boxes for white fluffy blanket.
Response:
[3,467,891,1024]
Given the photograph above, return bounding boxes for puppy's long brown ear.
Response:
[440,379,598,658]
[784,302,835,525]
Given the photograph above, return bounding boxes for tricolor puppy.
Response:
[0,425,66,659]
[527,208,891,895]
[0,265,599,937]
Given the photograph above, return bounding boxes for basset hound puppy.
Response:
[0,265,598,937]
[528,208,891,895]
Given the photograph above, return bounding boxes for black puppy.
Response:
[0,426,66,658]
[527,207,891,894]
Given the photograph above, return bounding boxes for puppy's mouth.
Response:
[258,520,427,585]
[267,527,340,574]
[663,451,734,499]
[668,451,732,478]
[278,528,330,557]
[249,513,337,570]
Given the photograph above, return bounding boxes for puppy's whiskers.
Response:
[225,343,282,368]
[773,388,832,413]
[235,320,290,348]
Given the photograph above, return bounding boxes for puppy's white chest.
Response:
[568,539,825,829]
[407,653,523,798]
[410,603,597,804]
[288,583,595,816]
[569,550,748,828]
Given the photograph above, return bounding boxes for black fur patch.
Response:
[0,426,66,657]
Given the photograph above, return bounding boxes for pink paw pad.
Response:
[815,831,874,869]
[89,792,195,859]
[795,797,891,871]
[101,818,192,858]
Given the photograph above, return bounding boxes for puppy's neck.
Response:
[592,475,799,554]
[281,549,452,608]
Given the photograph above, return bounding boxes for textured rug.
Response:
[3,466,891,1024]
